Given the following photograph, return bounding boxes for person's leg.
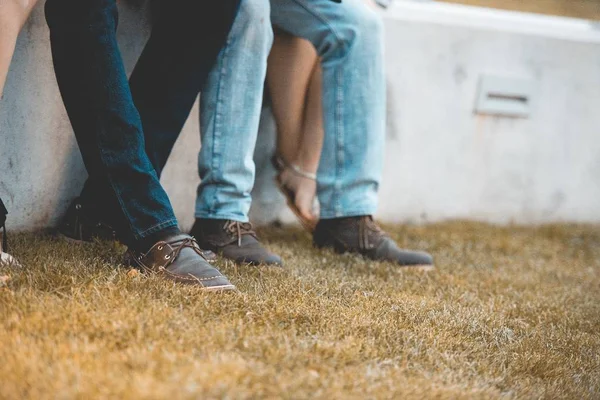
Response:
[196,0,272,223]
[45,0,235,288]
[0,0,38,267]
[295,61,324,178]
[61,0,242,245]
[270,0,434,268]
[191,0,281,266]
[270,0,385,220]
[267,32,323,227]
[265,0,379,228]
[45,0,177,247]
[0,0,38,96]
[267,32,320,166]
[131,0,242,176]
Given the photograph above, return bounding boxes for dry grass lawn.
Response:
[1,222,599,399]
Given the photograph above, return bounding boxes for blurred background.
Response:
[439,0,600,20]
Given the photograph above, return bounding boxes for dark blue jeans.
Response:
[45,0,240,246]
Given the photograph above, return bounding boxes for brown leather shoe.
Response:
[314,216,434,270]
[59,198,117,243]
[127,234,235,291]
[191,219,283,266]
[59,198,218,262]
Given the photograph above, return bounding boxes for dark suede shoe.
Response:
[191,219,283,266]
[59,198,218,262]
[59,198,117,243]
[314,216,434,270]
[126,234,235,291]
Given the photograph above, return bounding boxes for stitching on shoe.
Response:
[159,268,222,283]
[191,275,223,281]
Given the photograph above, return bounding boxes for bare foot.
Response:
[278,165,318,227]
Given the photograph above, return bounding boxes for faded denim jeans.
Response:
[200,0,386,221]
[270,0,386,218]
[195,0,274,222]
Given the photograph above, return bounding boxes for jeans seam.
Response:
[334,66,344,217]
[282,0,344,48]
[207,35,232,217]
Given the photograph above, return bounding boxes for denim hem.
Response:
[194,212,249,223]
[134,218,179,239]
[319,208,377,220]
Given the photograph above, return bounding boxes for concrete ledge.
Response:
[2,1,600,231]
[387,2,600,44]
[374,1,600,224]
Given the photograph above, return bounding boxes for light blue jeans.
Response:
[199,0,385,220]
[270,0,386,218]
[196,0,273,222]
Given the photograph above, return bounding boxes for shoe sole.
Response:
[200,284,237,292]
[315,242,435,271]
[235,259,284,267]
[206,248,283,267]
[400,264,435,272]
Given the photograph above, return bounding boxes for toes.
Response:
[295,196,316,222]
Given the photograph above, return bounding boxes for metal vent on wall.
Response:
[475,74,534,118]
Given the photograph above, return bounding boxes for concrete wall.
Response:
[1,1,600,232]
[376,2,600,224]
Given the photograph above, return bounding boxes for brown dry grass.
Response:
[438,0,600,20]
[1,222,599,399]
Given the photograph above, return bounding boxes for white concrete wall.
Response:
[1,1,600,232]
[376,2,600,224]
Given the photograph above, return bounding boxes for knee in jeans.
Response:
[235,0,273,42]
[320,5,383,61]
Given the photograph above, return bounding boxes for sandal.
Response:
[271,155,318,233]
